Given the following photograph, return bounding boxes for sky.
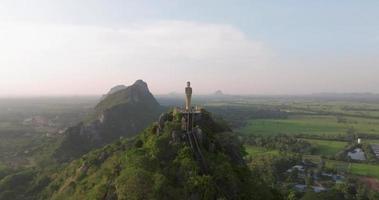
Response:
[0,0,378,96]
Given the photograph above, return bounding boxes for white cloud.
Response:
[0,21,269,95]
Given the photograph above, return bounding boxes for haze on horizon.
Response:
[0,0,378,97]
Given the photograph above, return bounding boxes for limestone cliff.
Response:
[54,80,163,162]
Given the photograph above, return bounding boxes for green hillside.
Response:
[0,111,281,200]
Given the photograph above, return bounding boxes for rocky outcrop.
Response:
[54,80,164,162]
[107,85,127,95]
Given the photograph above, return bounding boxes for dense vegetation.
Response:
[244,135,312,154]
[0,110,283,200]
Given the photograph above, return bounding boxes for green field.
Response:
[303,155,379,179]
[365,139,379,144]
[349,163,379,178]
[305,139,348,156]
[244,145,279,157]
[240,115,379,136]
[330,161,379,179]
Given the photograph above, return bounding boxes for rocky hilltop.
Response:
[99,85,127,101]
[54,80,164,162]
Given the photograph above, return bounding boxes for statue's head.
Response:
[187,81,191,87]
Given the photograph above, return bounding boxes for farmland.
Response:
[350,163,379,179]
[326,159,379,179]
[303,155,379,179]
[206,96,379,183]
[239,115,379,136]
[244,145,279,157]
[305,139,348,156]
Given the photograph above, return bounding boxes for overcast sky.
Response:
[0,0,378,96]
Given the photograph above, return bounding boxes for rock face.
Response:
[54,80,163,162]
[95,80,159,113]
[107,85,127,95]
[99,85,126,101]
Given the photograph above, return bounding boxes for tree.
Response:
[287,190,297,200]
[287,168,299,182]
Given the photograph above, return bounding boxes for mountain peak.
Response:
[95,80,158,113]
[132,79,149,91]
[214,90,224,96]
[54,80,162,162]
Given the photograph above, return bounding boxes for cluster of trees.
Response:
[248,153,301,185]
[244,135,313,154]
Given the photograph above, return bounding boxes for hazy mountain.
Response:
[53,80,164,162]
[213,90,224,96]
